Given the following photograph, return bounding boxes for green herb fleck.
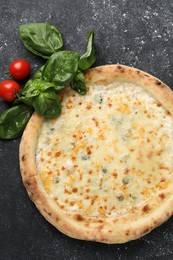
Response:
[99,97,103,104]
[81,155,90,160]
[122,177,129,185]
[53,176,60,183]
[130,194,137,200]
[117,194,124,202]
[102,167,108,173]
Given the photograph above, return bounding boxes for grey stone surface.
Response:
[0,0,173,259]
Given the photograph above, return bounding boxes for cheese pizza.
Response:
[20,65,173,243]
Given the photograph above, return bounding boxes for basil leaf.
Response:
[79,31,96,71]
[17,96,35,107]
[71,70,87,95]
[34,66,65,92]
[53,85,66,91]
[33,65,45,79]
[0,104,33,139]
[42,51,80,86]
[19,23,63,59]
[22,79,56,97]
[21,79,40,97]
[33,89,61,117]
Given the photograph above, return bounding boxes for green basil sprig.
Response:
[19,23,63,59]
[0,104,33,139]
[18,79,62,117]
[79,31,96,71]
[18,79,55,106]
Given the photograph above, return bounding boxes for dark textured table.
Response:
[1,0,173,259]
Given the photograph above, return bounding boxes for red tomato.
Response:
[0,80,20,102]
[9,59,30,80]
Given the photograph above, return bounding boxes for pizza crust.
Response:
[20,64,173,243]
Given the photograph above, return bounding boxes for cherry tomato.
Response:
[9,59,30,80]
[0,80,20,102]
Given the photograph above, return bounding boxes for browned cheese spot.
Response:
[92,117,99,127]
[64,189,72,195]
[147,151,154,159]
[91,195,98,205]
[55,151,61,157]
[86,104,92,110]
[72,187,78,193]
[166,110,171,116]
[142,204,150,214]
[158,193,165,200]
[75,214,84,221]
[124,168,129,174]
[97,219,104,223]
[86,146,92,155]
[157,102,162,107]
[112,172,118,178]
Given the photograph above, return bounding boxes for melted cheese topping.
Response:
[36,82,173,218]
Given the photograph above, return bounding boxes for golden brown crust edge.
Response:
[20,64,173,244]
